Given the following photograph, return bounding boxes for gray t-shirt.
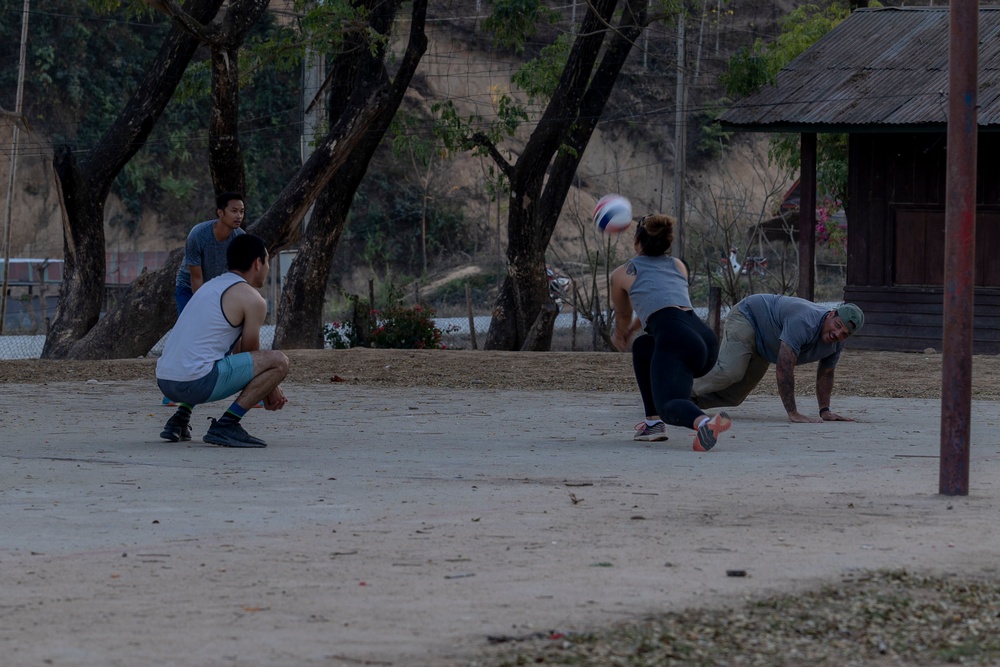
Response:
[626,254,692,327]
[175,220,245,290]
[738,294,843,368]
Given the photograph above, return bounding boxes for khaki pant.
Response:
[692,309,770,409]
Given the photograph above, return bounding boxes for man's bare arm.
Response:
[816,365,854,421]
[777,342,821,423]
[189,265,204,292]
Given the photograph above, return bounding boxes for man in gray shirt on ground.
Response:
[691,294,864,423]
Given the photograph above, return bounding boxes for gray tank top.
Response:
[627,254,692,327]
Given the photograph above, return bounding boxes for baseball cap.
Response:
[836,303,864,334]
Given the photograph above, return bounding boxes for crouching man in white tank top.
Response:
[156,234,289,448]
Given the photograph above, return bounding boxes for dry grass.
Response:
[471,570,1000,666]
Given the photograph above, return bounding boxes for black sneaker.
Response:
[160,415,192,442]
[203,418,268,448]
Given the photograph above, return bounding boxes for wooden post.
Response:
[465,282,477,350]
[797,132,817,300]
[708,285,722,339]
[571,302,578,351]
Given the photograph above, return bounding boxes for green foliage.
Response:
[431,94,524,199]
[721,3,851,98]
[391,111,438,166]
[482,0,560,53]
[721,2,855,204]
[323,303,456,350]
[511,34,572,104]
[691,100,733,161]
[347,176,476,277]
[371,304,454,349]
[719,46,773,98]
[769,133,849,204]
[0,1,302,228]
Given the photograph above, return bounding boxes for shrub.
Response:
[323,305,457,350]
[323,321,357,349]
[371,304,454,350]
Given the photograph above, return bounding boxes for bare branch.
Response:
[144,0,222,45]
[469,132,514,181]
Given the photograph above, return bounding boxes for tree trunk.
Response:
[273,185,347,349]
[41,146,107,357]
[209,0,271,196]
[210,45,247,196]
[273,0,428,349]
[41,0,226,359]
[67,250,183,359]
[484,0,645,351]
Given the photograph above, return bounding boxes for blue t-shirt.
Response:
[175,220,245,290]
[738,294,843,368]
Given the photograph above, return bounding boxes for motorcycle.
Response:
[722,247,768,278]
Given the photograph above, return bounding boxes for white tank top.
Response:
[156,272,247,382]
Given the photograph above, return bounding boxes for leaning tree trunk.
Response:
[65,251,183,359]
[41,0,226,359]
[273,0,428,349]
[483,0,645,351]
[273,185,348,349]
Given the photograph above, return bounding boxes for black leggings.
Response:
[631,308,719,430]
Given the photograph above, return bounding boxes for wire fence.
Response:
[0,313,614,360]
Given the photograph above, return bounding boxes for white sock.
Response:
[697,416,711,430]
[645,419,662,426]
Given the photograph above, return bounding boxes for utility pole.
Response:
[940,0,979,496]
[300,45,326,235]
[673,11,687,260]
[1,0,30,335]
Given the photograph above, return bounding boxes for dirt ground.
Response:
[6,346,1000,667]
[2,346,999,400]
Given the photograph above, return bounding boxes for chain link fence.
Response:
[0,313,611,359]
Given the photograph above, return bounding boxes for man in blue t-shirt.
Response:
[690,294,864,423]
[174,192,246,314]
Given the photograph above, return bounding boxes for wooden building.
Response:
[719,6,1000,352]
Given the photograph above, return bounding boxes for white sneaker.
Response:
[633,421,668,442]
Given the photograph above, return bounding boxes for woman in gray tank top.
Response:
[610,214,733,452]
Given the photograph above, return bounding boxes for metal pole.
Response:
[0,0,31,335]
[940,0,979,496]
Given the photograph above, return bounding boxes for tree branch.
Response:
[145,0,223,45]
[469,132,515,180]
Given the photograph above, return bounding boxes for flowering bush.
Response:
[371,304,455,350]
[323,321,358,349]
[815,197,847,256]
[323,305,457,350]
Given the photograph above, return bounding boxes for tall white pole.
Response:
[1,0,31,335]
[673,12,686,260]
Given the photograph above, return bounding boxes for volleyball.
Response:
[594,194,633,234]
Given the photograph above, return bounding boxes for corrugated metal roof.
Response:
[719,7,1000,132]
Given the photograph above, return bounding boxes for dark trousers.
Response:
[631,308,719,429]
